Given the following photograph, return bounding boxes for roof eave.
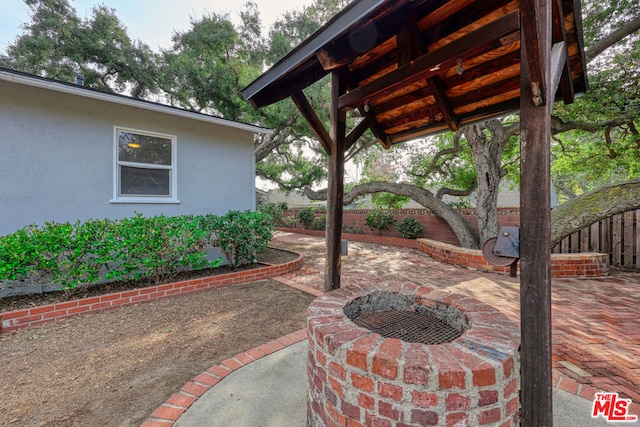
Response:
[241,0,388,104]
[0,68,273,136]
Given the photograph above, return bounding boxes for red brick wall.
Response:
[285,208,521,246]
[417,238,609,278]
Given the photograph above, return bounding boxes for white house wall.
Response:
[0,80,255,235]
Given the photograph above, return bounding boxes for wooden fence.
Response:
[552,209,639,269]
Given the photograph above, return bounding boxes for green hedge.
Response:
[0,211,274,290]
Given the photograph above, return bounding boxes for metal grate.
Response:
[353,309,463,345]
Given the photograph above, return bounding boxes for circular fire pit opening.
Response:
[344,291,468,345]
[307,284,520,427]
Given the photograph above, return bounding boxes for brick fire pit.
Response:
[307,282,520,426]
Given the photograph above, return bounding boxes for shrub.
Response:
[312,215,326,230]
[259,202,288,226]
[396,217,424,239]
[365,208,396,236]
[280,215,297,228]
[0,211,274,290]
[342,222,364,235]
[214,210,274,268]
[297,208,316,229]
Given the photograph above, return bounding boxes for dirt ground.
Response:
[0,249,314,427]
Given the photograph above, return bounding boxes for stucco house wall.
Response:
[0,70,265,235]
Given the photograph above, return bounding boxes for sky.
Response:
[1,0,315,54]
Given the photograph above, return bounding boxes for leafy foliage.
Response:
[342,222,364,235]
[258,202,288,226]
[395,217,424,240]
[365,209,396,236]
[312,215,326,230]
[214,211,274,268]
[0,211,273,289]
[297,208,316,229]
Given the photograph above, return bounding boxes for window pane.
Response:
[120,166,170,196]
[118,131,172,165]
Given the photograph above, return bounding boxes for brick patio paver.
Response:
[270,231,640,405]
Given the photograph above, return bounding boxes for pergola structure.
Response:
[242,0,588,425]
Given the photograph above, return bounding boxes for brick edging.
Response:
[417,238,610,278]
[276,228,418,248]
[1,250,303,333]
[141,328,310,427]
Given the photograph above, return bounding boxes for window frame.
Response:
[111,126,179,204]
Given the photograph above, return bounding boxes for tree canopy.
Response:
[2,0,639,248]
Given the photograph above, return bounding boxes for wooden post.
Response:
[520,0,554,425]
[325,69,347,291]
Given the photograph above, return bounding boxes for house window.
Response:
[112,127,178,203]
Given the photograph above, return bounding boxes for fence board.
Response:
[580,227,589,252]
[636,210,640,269]
[624,211,635,268]
[612,214,622,266]
[571,232,580,253]
[602,217,610,263]
[590,222,600,252]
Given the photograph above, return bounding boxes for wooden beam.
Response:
[552,0,575,103]
[519,0,553,424]
[338,11,521,110]
[325,68,347,291]
[520,0,549,106]
[345,115,371,151]
[367,111,393,149]
[428,76,460,131]
[291,89,332,155]
[550,42,567,96]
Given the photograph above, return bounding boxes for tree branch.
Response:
[435,180,477,199]
[586,15,640,62]
[551,178,640,246]
[303,181,480,248]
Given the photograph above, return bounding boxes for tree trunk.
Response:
[464,120,508,245]
[550,178,640,247]
[305,181,481,249]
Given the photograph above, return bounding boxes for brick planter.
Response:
[307,282,520,427]
[1,250,303,333]
[417,238,609,278]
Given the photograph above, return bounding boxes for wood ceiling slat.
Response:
[454,88,521,115]
[446,63,521,97]
[376,95,437,123]
[338,11,521,110]
[427,1,519,51]
[441,40,520,79]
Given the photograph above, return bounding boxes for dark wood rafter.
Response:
[552,0,575,103]
[345,115,371,151]
[291,90,332,155]
[338,11,521,111]
[521,0,549,106]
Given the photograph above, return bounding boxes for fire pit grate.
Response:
[353,309,463,345]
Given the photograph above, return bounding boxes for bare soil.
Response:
[0,249,314,427]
